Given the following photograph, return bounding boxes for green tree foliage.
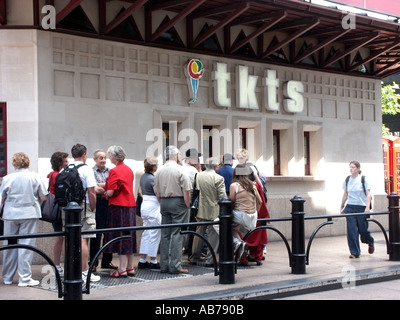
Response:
[382,82,400,136]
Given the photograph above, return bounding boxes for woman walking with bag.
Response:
[340,160,374,259]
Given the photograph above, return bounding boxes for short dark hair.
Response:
[71,143,87,159]
[50,151,69,171]
[144,157,158,173]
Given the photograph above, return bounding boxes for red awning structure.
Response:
[1,0,400,79]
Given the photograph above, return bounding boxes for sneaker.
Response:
[138,261,150,269]
[82,270,101,282]
[56,265,64,277]
[3,280,12,285]
[149,262,160,269]
[18,279,40,287]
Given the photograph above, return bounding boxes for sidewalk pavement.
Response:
[1,231,400,300]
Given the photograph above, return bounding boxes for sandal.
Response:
[126,268,136,277]
[110,269,127,278]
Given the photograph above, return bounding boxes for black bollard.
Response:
[218,196,235,284]
[63,201,83,300]
[291,195,306,274]
[388,192,400,261]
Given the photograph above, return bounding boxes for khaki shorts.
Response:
[60,202,96,238]
[81,203,96,238]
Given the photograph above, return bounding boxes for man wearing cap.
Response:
[183,148,202,180]
[182,148,202,256]
[217,153,235,196]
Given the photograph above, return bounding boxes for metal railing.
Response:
[0,192,399,299]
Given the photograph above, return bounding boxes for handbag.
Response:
[40,192,61,223]
[40,172,61,223]
[190,173,200,219]
[136,191,143,217]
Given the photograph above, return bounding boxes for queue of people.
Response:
[0,144,274,287]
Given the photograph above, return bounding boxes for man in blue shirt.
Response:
[217,153,235,196]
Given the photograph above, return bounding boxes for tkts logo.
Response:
[185,60,305,113]
[186,59,205,103]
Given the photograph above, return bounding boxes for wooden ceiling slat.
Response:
[192,2,250,48]
[262,18,320,59]
[104,0,148,34]
[149,0,206,42]
[228,10,287,54]
[56,0,85,23]
[349,38,400,72]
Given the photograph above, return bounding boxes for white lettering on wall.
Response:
[283,81,304,113]
[211,62,231,107]
[262,69,280,111]
[211,62,304,113]
[236,65,259,109]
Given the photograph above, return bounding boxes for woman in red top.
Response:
[104,145,137,278]
[47,151,69,276]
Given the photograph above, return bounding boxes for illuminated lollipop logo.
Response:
[186,59,204,103]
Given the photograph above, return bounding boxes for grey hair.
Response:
[165,145,179,161]
[107,145,126,162]
[205,157,219,169]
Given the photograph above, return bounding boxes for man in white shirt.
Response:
[70,143,100,282]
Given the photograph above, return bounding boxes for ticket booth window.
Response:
[304,132,310,176]
[273,130,280,175]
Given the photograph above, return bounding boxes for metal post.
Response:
[218,196,235,284]
[291,195,306,274]
[388,192,400,261]
[63,202,83,300]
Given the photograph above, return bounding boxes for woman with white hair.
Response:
[104,145,137,278]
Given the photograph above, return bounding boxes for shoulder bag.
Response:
[40,172,62,223]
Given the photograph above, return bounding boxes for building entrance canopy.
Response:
[1,0,400,79]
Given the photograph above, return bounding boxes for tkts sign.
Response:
[185,59,304,113]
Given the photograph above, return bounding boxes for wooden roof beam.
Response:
[104,0,148,34]
[349,38,400,72]
[227,10,287,54]
[0,0,6,25]
[149,0,206,42]
[147,0,195,11]
[377,65,400,79]
[262,18,320,59]
[56,0,84,23]
[375,58,400,77]
[191,2,250,48]
[294,28,351,64]
[322,31,380,68]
